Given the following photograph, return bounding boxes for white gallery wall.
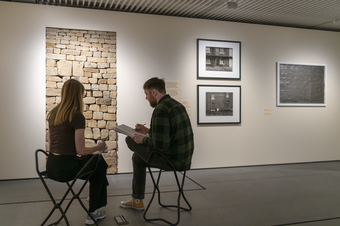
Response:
[1,1,340,180]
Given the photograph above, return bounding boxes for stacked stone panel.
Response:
[45,27,117,174]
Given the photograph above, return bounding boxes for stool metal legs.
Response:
[35,149,99,226]
[41,179,95,226]
[143,167,192,226]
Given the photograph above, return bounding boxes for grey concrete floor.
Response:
[1,161,340,226]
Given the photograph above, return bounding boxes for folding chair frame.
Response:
[143,151,192,226]
[35,149,101,226]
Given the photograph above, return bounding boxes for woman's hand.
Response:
[96,141,106,152]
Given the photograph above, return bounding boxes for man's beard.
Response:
[149,96,157,108]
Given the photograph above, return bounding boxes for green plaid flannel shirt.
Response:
[142,95,194,171]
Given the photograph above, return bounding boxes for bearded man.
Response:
[120,77,194,210]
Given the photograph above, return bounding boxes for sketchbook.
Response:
[114,124,147,137]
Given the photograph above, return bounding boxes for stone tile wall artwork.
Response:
[46,27,118,173]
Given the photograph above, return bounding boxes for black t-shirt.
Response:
[49,111,85,155]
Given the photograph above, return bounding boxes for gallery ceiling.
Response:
[5,0,340,32]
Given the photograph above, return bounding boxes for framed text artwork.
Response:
[277,62,327,106]
[197,39,241,79]
[197,85,241,124]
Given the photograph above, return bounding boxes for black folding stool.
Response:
[143,151,192,226]
[35,149,101,226]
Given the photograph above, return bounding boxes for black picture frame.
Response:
[197,39,241,80]
[197,85,241,124]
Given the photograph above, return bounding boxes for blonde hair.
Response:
[48,79,85,126]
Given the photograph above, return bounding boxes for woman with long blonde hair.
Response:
[47,79,108,225]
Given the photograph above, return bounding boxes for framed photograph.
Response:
[197,39,241,80]
[197,85,241,124]
[277,62,327,106]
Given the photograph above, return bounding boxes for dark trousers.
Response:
[46,153,108,212]
[125,137,172,199]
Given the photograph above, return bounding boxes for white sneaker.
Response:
[85,209,106,225]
